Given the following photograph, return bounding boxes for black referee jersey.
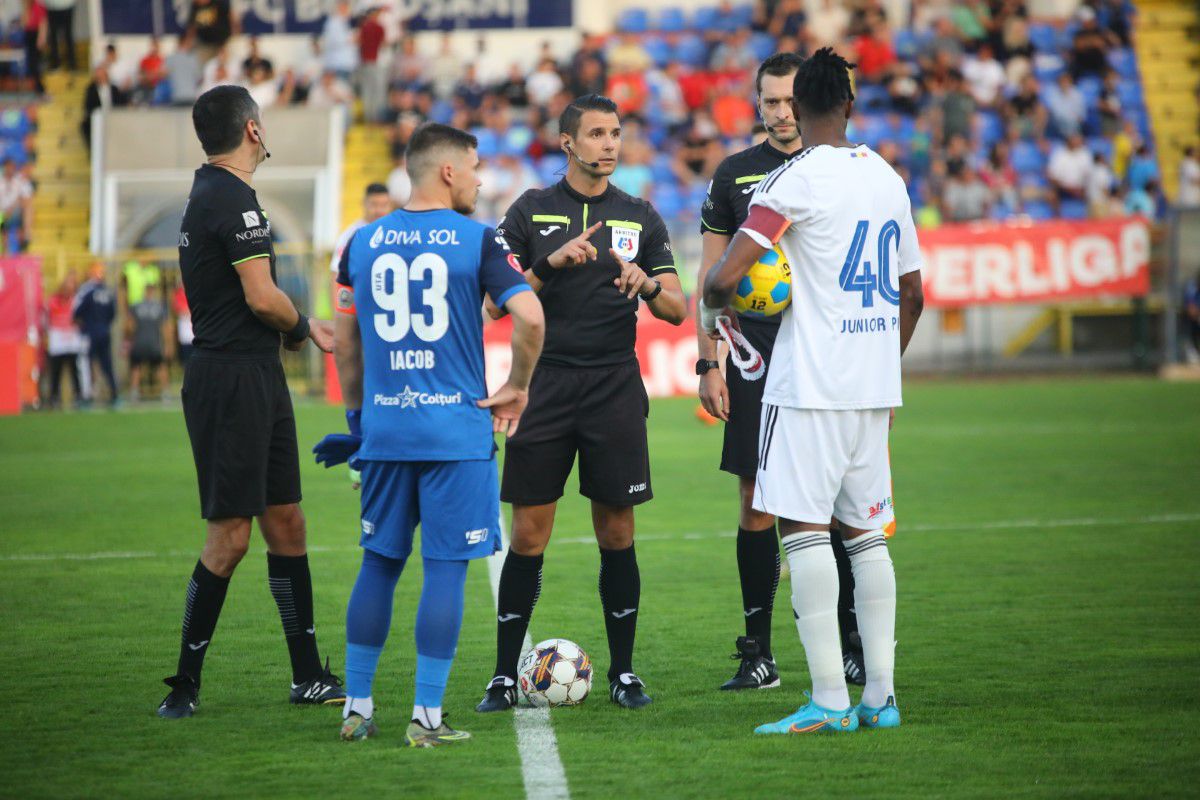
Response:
[177,163,299,520]
[700,139,798,478]
[499,179,677,368]
[699,138,796,330]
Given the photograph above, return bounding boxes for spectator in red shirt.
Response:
[357,5,387,122]
[23,0,47,95]
[854,21,896,84]
[712,84,756,138]
[607,70,648,116]
[44,272,84,409]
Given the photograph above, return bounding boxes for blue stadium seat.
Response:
[429,99,454,124]
[1108,48,1137,79]
[1029,24,1058,53]
[1116,81,1143,108]
[977,111,1004,146]
[892,29,920,60]
[1034,63,1063,83]
[1011,141,1047,174]
[672,34,708,67]
[617,9,649,33]
[1019,172,1049,190]
[1059,198,1088,220]
[855,83,888,110]
[0,108,31,140]
[504,125,533,154]
[656,7,687,32]
[686,182,709,212]
[1023,200,1054,220]
[643,35,672,67]
[473,129,499,159]
[651,153,676,183]
[749,32,776,62]
[1087,137,1113,160]
[651,184,685,220]
[537,155,567,184]
[692,6,719,30]
[1077,76,1103,105]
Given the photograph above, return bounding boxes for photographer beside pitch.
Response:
[157,85,345,718]
[477,94,687,712]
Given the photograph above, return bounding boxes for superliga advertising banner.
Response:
[483,217,1152,399]
[100,0,572,36]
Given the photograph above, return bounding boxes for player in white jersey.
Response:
[700,49,924,735]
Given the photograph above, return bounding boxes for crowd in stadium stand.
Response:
[78,0,1189,228]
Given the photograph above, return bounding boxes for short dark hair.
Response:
[192,85,259,156]
[756,52,804,95]
[793,47,856,117]
[558,94,619,138]
[364,182,389,197]
[405,122,478,182]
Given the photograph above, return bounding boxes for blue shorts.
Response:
[358,459,503,561]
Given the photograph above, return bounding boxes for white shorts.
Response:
[753,404,895,530]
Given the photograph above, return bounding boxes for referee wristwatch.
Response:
[695,359,720,375]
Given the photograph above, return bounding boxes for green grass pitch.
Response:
[0,376,1197,798]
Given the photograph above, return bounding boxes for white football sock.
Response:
[344,695,374,720]
[781,531,850,710]
[412,704,441,729]
[845,530,896,709]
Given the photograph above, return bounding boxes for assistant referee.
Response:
[157,85,345,718]
[477,94,687,712]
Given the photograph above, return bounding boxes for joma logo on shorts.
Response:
[362,520,375,536]
[465,528,488,544]
[628,483,647,494]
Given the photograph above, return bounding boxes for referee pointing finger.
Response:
[157,85,345,718]
[477,94,687,713]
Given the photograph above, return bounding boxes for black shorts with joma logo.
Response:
[500,361,651,507]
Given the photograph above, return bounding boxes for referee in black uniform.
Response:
[477,94,687,712]
[157,85,345,717]
[697,53,865,691]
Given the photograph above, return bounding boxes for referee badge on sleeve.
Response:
[611,225,640,262]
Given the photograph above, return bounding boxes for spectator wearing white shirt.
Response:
[1178,146,1200,208]
[321,0,358,79]
[1086,153,1115,217]
[1044,72,1087,138]
[962,43,1006,108]
[246,63,279,109]
[200,44,242,93]
[386,153,411,207]
[1047,133,1092,205]
[0,158,33,250]
[526,58,564,107]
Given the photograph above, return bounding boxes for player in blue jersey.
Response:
[315,123,545,746]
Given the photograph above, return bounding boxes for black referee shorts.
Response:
[720,319,779,480]
[501,361,652,507]
[181,349,301,520]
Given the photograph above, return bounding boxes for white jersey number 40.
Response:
[839,219,902,308]
[370,252,450,343]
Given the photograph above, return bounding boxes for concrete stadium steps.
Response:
[340,124,391,231]
[32,71,91,267]
[1133,0,1199,200]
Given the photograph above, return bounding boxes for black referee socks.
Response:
[176,560,230,685]
[267,552,323,684]
[599,544,641,682]
[830,531,860,649]
[493,550,543,680]
[736,525,781,659]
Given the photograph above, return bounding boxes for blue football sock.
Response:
[413,557,468,709]
[344,549,406,699]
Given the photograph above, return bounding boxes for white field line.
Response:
[2,511,1199,563]
[485,519,571,800]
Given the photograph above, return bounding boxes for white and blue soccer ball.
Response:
[733,246,792,317]
[517,638,593,707]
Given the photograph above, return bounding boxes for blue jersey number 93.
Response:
[371,252,450,343]
[839,219,902,308]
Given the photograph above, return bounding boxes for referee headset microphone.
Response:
[253,125,271,160]
[564,141,600,169]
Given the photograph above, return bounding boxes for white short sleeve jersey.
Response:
[329,219,365,274]
[742,144,921,410]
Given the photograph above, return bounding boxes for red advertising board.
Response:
[918,216,1150,307]
[0,256,43,414]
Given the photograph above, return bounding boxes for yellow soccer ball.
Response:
[732,246,791,317]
